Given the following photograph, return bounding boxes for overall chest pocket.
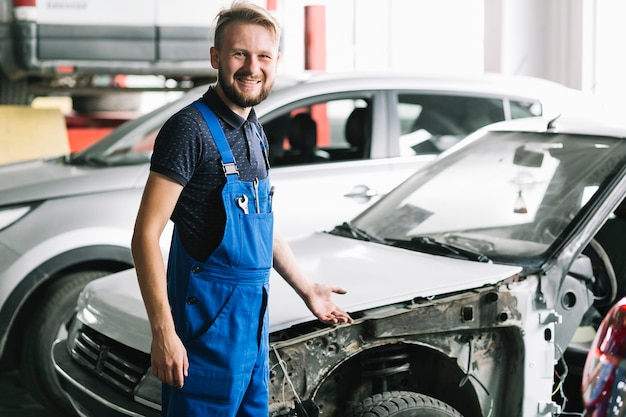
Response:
[231,211,274,268]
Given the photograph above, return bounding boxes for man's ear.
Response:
[210,46,219,70]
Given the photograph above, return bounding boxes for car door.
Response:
[261,90,435,238]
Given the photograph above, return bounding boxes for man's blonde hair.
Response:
[214,1,281,50]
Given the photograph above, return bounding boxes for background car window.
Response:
[264,98,371,166]
[132,129,160,153]
[510,99,543,119]
[397,94,507,155]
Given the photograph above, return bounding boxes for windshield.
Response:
[347,130,626,263]
[70,87,204,166]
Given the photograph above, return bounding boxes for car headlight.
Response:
[0,204,37,231]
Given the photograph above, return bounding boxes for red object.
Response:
[14,0,36,6]
[304,6,329,146]
[304,6,326,71]
[582,298,626,416]
[266,0,276,11]
[56,66,75,74]
[65,111,136,152]
[67,128,113,152]
[113,74,128,88]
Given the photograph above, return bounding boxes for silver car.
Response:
[0,72,584,413]
[54,114,626,417]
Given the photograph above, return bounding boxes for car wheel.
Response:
[0,73,29,105]
[20,270,110,415]
[344,391,463,417]
[72,93,142,113]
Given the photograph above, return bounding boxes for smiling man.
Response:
[130,2,352,416]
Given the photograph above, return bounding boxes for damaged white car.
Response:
[53,115,626,417]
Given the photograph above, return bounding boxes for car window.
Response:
[74,91,377,168]
[510,99,543,119]
[397,94,507,155]
[81,84,548,168]
[263,98,371,167]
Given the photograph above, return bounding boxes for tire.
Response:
[345,391,463,417]
[72,92,142,113]
[0,72,29,104]
[20,270,110,415]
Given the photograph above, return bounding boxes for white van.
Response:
[0,0,234,106]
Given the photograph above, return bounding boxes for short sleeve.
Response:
[151,109,205,186]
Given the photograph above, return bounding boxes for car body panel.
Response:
[0,159,147,205]
[268,157,434,238]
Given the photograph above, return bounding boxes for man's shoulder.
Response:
[163,104,206,130]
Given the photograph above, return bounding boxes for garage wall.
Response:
[274,0,485,75]
[273,0,623,109]
[484,0,586,88]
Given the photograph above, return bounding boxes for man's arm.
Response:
[131,172,189,388]
[272,230,353,324]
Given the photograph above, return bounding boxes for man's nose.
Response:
[243,55,261,73]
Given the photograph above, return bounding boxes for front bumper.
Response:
[53,340,159,417]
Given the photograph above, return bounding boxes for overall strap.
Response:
[190,101,239,177]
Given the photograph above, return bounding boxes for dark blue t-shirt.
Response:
[151,86,269,261]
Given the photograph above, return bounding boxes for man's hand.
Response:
[150,330,189,388]
[304,282,354,325]
[272,230,353,325]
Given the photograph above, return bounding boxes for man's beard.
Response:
[218,71,273,108]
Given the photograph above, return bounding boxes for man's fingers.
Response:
[173,367,185,388]
[332,286,347,295]
[319,308,353,325]
[151,361,187,388]
[336,310,353,324]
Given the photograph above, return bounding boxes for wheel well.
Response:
[0,259,132,370]
[313,343,482,417]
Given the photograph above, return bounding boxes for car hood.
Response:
[78,232,522,353]
[0,158,148,205]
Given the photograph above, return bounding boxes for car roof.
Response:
[482,114,626,138]
[193,70,576,90]
[276,71,574,96]
[253,71,588,117]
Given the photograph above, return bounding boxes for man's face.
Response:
[211,22,279,109]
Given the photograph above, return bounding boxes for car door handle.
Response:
[344,185,379,203]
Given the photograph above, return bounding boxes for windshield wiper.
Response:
[80,156,111,167]
[386,236,492,263]
[330,222,386,244]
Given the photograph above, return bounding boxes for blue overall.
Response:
[162,101,274,417]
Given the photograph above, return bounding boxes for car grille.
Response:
[71,325,151,395]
